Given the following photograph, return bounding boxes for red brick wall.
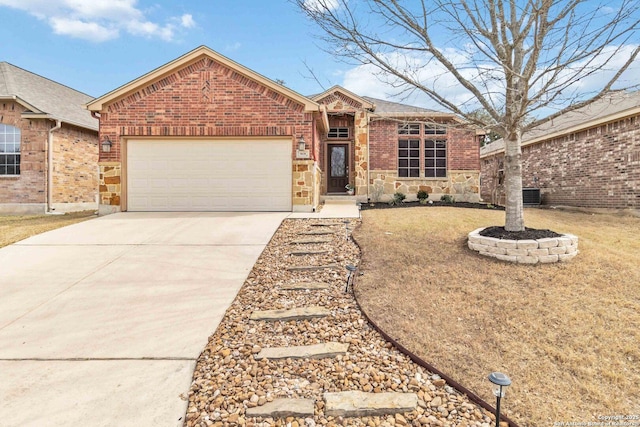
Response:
[449,127,480,170]
[369,119,479,171]
[0,101,49,205]
[481,116,640,209]
[369,120,398,170]
[99,57,314,162]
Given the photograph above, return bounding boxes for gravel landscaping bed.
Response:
[185,218,496,427]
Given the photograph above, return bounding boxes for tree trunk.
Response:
[503,134,525,232]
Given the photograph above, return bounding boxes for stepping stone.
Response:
[245,398,315,418]
[299,231,333,235]
[287,264,339,271]
[250,306,330,321]
[288,250,329,256]
[290,238,331,244]
[256,342,348,360]
[281,282,330,290]
[324,391,418,417]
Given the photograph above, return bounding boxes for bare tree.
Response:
[295,0,640,231]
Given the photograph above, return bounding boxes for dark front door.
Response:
[328,144,349,193]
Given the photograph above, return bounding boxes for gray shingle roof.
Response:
[361,96,441,115]
[0,62,97,131]
[481,90,640,157]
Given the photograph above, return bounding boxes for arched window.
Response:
[0,124,20,175]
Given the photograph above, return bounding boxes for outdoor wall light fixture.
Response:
[345,264,357,292]
[488,372,511,427]
[298,135,306,151]
[101,138,112,153]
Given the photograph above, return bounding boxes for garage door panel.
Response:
[127,139,292,212]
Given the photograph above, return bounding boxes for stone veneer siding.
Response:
[292,160,318,212]
[368,120,480,201]
[51,123,99,211]
[97,56,314,211]
[369,170,480,202]
[99,162,122,213]
[468,228,579,264]
[353,111,369,196]
[481,115,640,210]
[315,93,367,196]
[0,101,98,214]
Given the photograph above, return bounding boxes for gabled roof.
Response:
[481,90,640,157]
[0,62,98,131]
[86,45,320,113]
[311,85,375,110]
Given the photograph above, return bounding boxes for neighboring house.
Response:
[481,90,640,212]
[86,46,481,214]
[0,62,99,214]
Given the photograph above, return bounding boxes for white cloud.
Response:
[341,43,640,118]
[0,0,194,42]
[126,19,175,41]
[225,42,242,52]
[180,13,195,29]
[303,0,340,13]
[50,17,118,42]
[342,49,498,113]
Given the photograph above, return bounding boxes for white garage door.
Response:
[127,139,292,211]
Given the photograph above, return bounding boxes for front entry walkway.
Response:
[0,212,288,427]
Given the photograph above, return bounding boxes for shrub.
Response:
[440,194,455,203]
[371,184,384,203]
[417,190,429,205]
[389,192,406,206]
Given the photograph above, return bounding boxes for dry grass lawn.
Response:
[0,211,95,248]
[352,207,640,427]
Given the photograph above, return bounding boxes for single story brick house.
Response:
[0,62,99,214]
[87,46,481,214]
[481,90,640,212]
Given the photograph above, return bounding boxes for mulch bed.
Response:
[359,201,504,210]
[479,225,562,240]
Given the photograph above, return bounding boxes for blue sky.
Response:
[1,0,638,116]
[0,0,349,99]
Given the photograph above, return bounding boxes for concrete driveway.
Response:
[0,212,288,427]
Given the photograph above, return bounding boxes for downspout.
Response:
[312,115,317,212]
[366,112,371,202]
[47,120,62,214]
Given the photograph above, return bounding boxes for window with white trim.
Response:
[398,123,420,135]
[397,122,448,178]
[0,124,20,176]
[398,139,420,177]
[328,127,349,138]
[425,139,447,177]
[425,124,447,135]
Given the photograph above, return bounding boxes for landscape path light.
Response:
[345,264,357,293]
[488,372,511,427]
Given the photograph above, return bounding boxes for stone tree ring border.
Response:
[467,228,579,264]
